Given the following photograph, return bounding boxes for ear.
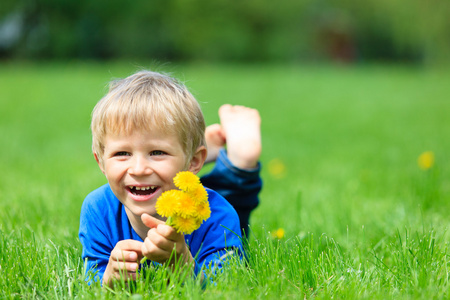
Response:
[188,146,207,174]
[93,152,106,175]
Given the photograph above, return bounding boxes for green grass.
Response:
[1,61,449,299]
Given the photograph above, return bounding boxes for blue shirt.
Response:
[79,184,243,281]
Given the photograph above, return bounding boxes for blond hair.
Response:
[91,70,206,164]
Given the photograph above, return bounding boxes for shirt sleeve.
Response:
[79,190,114,283]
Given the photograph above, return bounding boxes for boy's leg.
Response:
[201,105,262,236]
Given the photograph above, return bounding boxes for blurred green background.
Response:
[1,3,450,297]
[1,0,449,65]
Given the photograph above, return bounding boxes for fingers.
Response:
[111,239,143,260]
[141,226,188,264]
[110,271,139,282]
[104,239,143,285]
[115,239,144,251]
[141,238,172,264]
[104,260,139,287]
[110,249,139,266]
[109,257,139,274]
[149,227,178,250]
[112,240,142,259]
[142,213,183,242]
[140,214,190,264]
[141,228,175,264]
[157,224,182,241]
[141,213,165,229]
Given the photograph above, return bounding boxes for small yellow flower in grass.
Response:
[268,158,286,179]
[173,171,201,192]
[418,151,435,170]
[271,228,285,239]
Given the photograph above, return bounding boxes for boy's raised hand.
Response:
[141,213,195,268]
[103,239,143,287]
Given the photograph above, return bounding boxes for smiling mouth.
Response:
[128,186,158,196]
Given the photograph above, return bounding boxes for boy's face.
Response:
[95,128,205,222]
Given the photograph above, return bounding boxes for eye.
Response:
[150,150,165,156]
[114,151,130,157]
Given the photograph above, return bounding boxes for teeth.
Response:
[131,186,155,191]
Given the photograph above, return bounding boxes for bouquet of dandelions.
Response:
[141,171,211,264]
[156,171,211,234]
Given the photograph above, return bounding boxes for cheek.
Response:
[158,165,184,186]
[104,163,124,181]
[157,157,187,172]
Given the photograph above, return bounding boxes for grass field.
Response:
[1,61,449,299]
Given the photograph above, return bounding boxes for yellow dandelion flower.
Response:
[173,171,201,192]
[271,228,285,239]
[175,193,198,218]
[154,171,210,236]
[187,184,208,204]
[195,202,211,221]
[268,158,286,179]
[418,151,435,170]
[171,215,200,234]
[155,190,184,217]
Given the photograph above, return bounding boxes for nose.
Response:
[128,155,152,176]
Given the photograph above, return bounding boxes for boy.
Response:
[79,70,262,286]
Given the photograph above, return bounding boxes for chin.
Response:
[127,206,157,219]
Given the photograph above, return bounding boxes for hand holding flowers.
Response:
[140,213,193,267]
[140,171,210,265]
[156,171,210,234]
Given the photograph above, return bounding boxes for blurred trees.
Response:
[0,0,448,65]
